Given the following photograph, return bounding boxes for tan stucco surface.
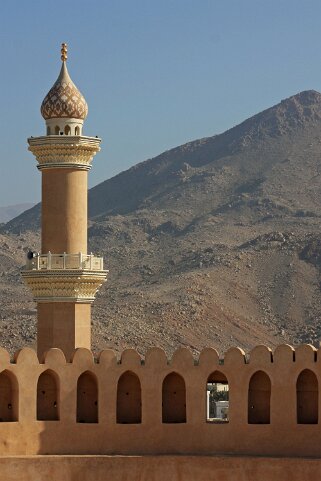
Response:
[37,304,91,360]
[0,455,320,481]
[41,168,87,254]
[0,344,320,457]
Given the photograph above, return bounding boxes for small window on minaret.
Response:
[75,126,80,135]
[55,126,60,135]
[64,125,71,135]
[47,126,51,135]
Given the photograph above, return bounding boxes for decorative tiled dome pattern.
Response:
[41,62,88,120]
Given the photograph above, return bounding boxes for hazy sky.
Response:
[1,0,320,205]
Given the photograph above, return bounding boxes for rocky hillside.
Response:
[2,90,321,356]
[0,203,35,224]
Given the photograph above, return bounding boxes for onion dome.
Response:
[41,43,88,121]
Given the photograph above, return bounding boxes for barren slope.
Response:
[2,90,321,355]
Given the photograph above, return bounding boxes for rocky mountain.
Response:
[0,203,35,224]
[1,89,321,356]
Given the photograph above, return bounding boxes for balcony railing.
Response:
[25,252,104,271]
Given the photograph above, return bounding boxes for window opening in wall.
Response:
[117,371,142,423]
[37,370,59,421]
[77,371,98,423]
[64,125,71,135]
[162,372,186,423]
[297,369,318,424]
[0,371,18,422]
[248,370,271,424]
[207,371,229,423]
[47,126,51,135]
[55,125,60,135]
[75,126,80,135]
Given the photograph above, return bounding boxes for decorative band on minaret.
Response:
[22,44,108,360]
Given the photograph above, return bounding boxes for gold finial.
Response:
[61,43,68,62]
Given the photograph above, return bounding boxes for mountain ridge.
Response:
[5,89,321,231]
[1,89,321,355]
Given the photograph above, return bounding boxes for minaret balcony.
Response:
[28,135,101,171]
[25,252,104,271]
[21,253,108,303]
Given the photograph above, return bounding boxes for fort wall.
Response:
[0,343,320,457]
[0,455,321,481]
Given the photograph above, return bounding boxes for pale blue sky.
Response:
[0,0,320,205]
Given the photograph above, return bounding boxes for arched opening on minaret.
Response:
[206,371,229,422]
[116,371,141,424]
[162,372,186,423]
[76,371,98,423]
[47,126,51,135]
[37,370,59,421]
[64,125,71,135]
[75,126,80,135]
[248,371,271,424]
[55,125,60,135]
[0,370,18,422]
[297,369,318,424]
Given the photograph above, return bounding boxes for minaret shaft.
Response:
[42,169,87,253]
[37,303,91,359]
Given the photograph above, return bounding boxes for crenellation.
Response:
[97,349,117,367]
[0,345,319,455]
[170,347,195,368]
[223,346,246,365]
[119,348,142,366]
[42,348,67,365]
[144,347,167,367]
[249,345,273,364]
[14,347,38,365]
[72,348,95,367]
[295,343,317,363]
[198,347,220,366]
[273,343,295,364]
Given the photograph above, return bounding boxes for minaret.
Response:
[22,44,108,360]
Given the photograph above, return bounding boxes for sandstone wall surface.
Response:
[0,344,319,456]
[0,455,320,481]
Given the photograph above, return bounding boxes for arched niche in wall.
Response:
[248,370,271,424]
[55,125,60,135]
[64,125,71,135]
[162,372,186,423]
[37,369,59,421]
[297,369,318,424]
[117,371,142,424]
[46,126,51,135]
[207,371,229,423]
[75,126,80,135]
[0,370,18,422]
[77,371,98,423]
